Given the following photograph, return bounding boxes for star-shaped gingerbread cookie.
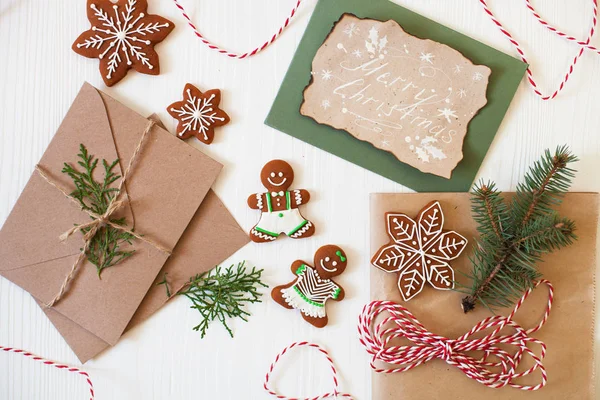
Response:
[72,0,174,87]
[167,83,231,144]
[371,201,468,301]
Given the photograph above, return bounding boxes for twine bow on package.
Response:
[0,83,249,362]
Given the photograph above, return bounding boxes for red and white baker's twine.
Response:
[172,0,303,59]
[264,341,354,400]
[0,346,94,399]
[358,280,553,391]
[480,0,599,100]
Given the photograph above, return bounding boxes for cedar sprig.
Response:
[460,146,578,312]
[178,262,268,338]
[62,144,135,276]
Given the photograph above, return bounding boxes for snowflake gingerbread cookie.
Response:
[371,201,468,301]
[72,0,174,87]
[167,83,231,144]
[247,160,315,243]
[272,245,347,328]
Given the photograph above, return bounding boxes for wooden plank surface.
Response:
[0,0,599,398]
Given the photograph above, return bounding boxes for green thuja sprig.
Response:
[460,146,578,312]
[177,262,268,338]
[62,144,136,277]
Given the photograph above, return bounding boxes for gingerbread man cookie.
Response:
[272,245,347,328]
[247,160,315,243]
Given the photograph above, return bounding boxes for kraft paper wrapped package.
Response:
[0,83,249,362]
[370,192,598,400]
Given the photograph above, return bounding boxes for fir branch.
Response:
[177,261,268,338]
[62,144,135,276]
[511,145,578,230]
[471,181,512,242]
[461,146,577,312]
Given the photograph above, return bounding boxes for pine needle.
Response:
[62,144,136,277]
[177,262,268,338]
[461,146,578,312]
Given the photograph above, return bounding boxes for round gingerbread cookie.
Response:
[247,160,315,243]
[72,0,175,87]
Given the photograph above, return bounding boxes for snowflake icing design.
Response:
[343,23,360,38]
[73,0,174,86]
[167,84,230,144]
[473,72,484,81]
[419,52,435,64]
[321,99,331,110]
[321,70,333,80]
[437,108,458,124]
[371,201,468,301]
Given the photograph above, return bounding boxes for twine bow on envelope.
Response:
[358,280,553,391]
[35,120,171,307]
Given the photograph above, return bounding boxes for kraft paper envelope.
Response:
[38,117,250,363]
[41,190,250,362]
[370,193,598,399]
[0,83,222,347]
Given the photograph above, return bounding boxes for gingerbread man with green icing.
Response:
[247,160,315,243]
[272,245,347,328]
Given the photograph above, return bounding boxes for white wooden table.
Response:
[1,0,599,398]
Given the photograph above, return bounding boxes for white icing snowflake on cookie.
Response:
[371,201,468,301]
[72,0,174,87]
[167,83,230,144]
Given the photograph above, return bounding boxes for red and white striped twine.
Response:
[358,280,554,391]
[172,0,303,59]
[0,346,94,399]
[264,341,354,400]
[172,0,598,98]
[480,0,599,100]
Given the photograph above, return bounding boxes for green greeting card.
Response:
[265,0,527,192]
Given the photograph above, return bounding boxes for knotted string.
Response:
[358,280,553,391]
[36,120,171,308]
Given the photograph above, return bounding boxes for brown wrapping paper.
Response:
[370,192,597,399]
[0,83,222,349]
[36,116,250,363]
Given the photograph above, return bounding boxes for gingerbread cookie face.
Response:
[72,0,174,87]
[260,160,294,192]
[271,245,348,328]
[247,160,315,243]
[314,245,347,279]
[167,83,231,144]
[371,201,468,301]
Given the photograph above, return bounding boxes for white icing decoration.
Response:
[251,228,276,241]
[170,89,225,140]
[76,0,171,79]
[320,258,337,273]
[290,221,312,238]
[267,177,287,187]
[256,193,263,210]
[293,189,302,205]
[281,265,338,318]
